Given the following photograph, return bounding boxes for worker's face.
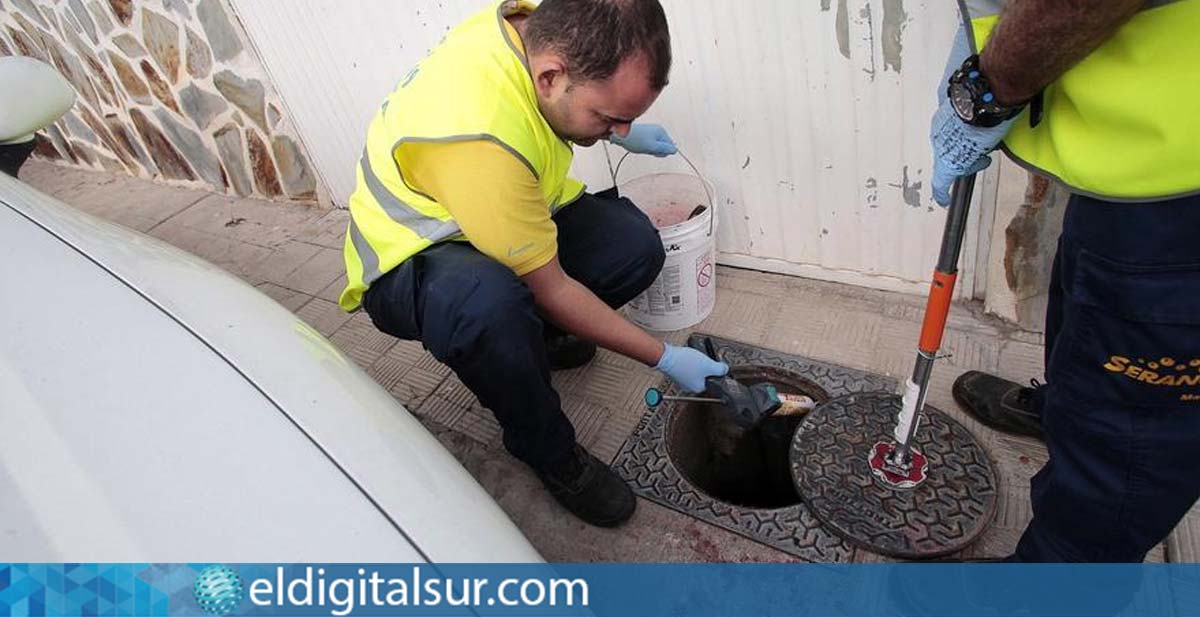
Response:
[532,53,661,146]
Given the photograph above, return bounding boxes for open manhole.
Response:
[666,366,829,509]
[613,334,896,562]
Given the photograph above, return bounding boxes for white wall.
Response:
[230,0,990,297]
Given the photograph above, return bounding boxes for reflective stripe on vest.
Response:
[959,0,1200,202]
[340,0,586,311]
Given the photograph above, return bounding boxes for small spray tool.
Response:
[698,337,784,429]
[644,386,815,416]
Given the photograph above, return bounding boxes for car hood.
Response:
[0,174,541,563]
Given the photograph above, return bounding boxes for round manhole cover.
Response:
[790,392,998,559]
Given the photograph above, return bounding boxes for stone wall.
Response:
[0,0,319,203]
[982,158,1067,332]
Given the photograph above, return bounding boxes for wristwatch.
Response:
[947,54,1026,128]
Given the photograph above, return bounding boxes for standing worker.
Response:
[339,0,728,528]
[930,0,1200,561]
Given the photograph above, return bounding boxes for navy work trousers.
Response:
[1016,192,1200,562]
[362,189,665,469]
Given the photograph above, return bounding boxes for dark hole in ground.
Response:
[665,366,829,509]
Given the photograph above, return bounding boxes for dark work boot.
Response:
[545,333,597,371]
[535,445,636,527]
[952,371,1044,441]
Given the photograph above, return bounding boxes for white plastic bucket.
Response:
[621,171,718,331]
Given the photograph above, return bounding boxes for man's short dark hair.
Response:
[523,0,671,90]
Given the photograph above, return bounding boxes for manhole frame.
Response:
[613,333,896,562]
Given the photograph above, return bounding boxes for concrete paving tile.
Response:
[295,209,350,250]
[40,172,122,202]
[454,409,504,448]
[203,240,277,284]
[413,351,453,377]
[146,225,275,282]
[254,282,312,313]
[882,302,926,323]
[317,273,348,304]
[52,172,207,229]
[561,347,662,412]
[294,298,352,337]
[998,340,1046,383]
[18,161,96,197]
[388,367,446,410]
[562,398,610,450]
[549,365,590,396]
[279,246,345,296]
[590,408,644,464]
[993,482,1033,531]
[431,374,482,410]
[874,318,922,379]
[693,290,780,347]
[958,525,1024,560]
[941,329,1003,373]
[1005,327,1045,346]
[145,223,227,258]
[573,357,644,407]
[381,339,427,369]
[803,310,885,372]
[1168,500,1200,562]
[162,193,324,248]
[418,395,470,427]
[715,266,791,299]
[96,209,169,233]
[367,355,412,393]
[612,369,664,418]
[246,241,322,287]
[922,363,971,418]
[329,315,397,369]
[760,301,837,359]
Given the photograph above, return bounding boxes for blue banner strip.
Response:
[1,563,1198,616]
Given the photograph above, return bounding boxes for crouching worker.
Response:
[339,0,728,527]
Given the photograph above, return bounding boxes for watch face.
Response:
[950,83,976,122]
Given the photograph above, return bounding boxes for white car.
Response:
[0,169,541,563]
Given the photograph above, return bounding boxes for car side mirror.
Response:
[0,56,76,145]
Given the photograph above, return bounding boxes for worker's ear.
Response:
[532,54,568,99]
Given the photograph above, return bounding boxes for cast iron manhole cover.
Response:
[613,334,895,562]
[791,392,998,559]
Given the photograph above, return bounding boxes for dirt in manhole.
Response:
[665,365,830,509]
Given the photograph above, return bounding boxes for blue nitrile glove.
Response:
[609,123,677,157]
[655,343,730,394]
[929,28,1017,207]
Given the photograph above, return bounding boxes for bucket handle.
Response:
[603,143,716,238]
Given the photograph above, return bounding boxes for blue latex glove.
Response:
[655,344,729,394]
[929,28,1017,206]
[609,123,677,157]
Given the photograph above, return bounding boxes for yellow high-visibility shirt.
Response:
[395,140,559,276]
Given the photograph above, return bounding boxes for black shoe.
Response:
[545,333,596,371]
[952,371,1044,440]
[535,445,636,527]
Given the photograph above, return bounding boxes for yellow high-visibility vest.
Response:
[340,0,585,311]
[960,0,1200,202]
